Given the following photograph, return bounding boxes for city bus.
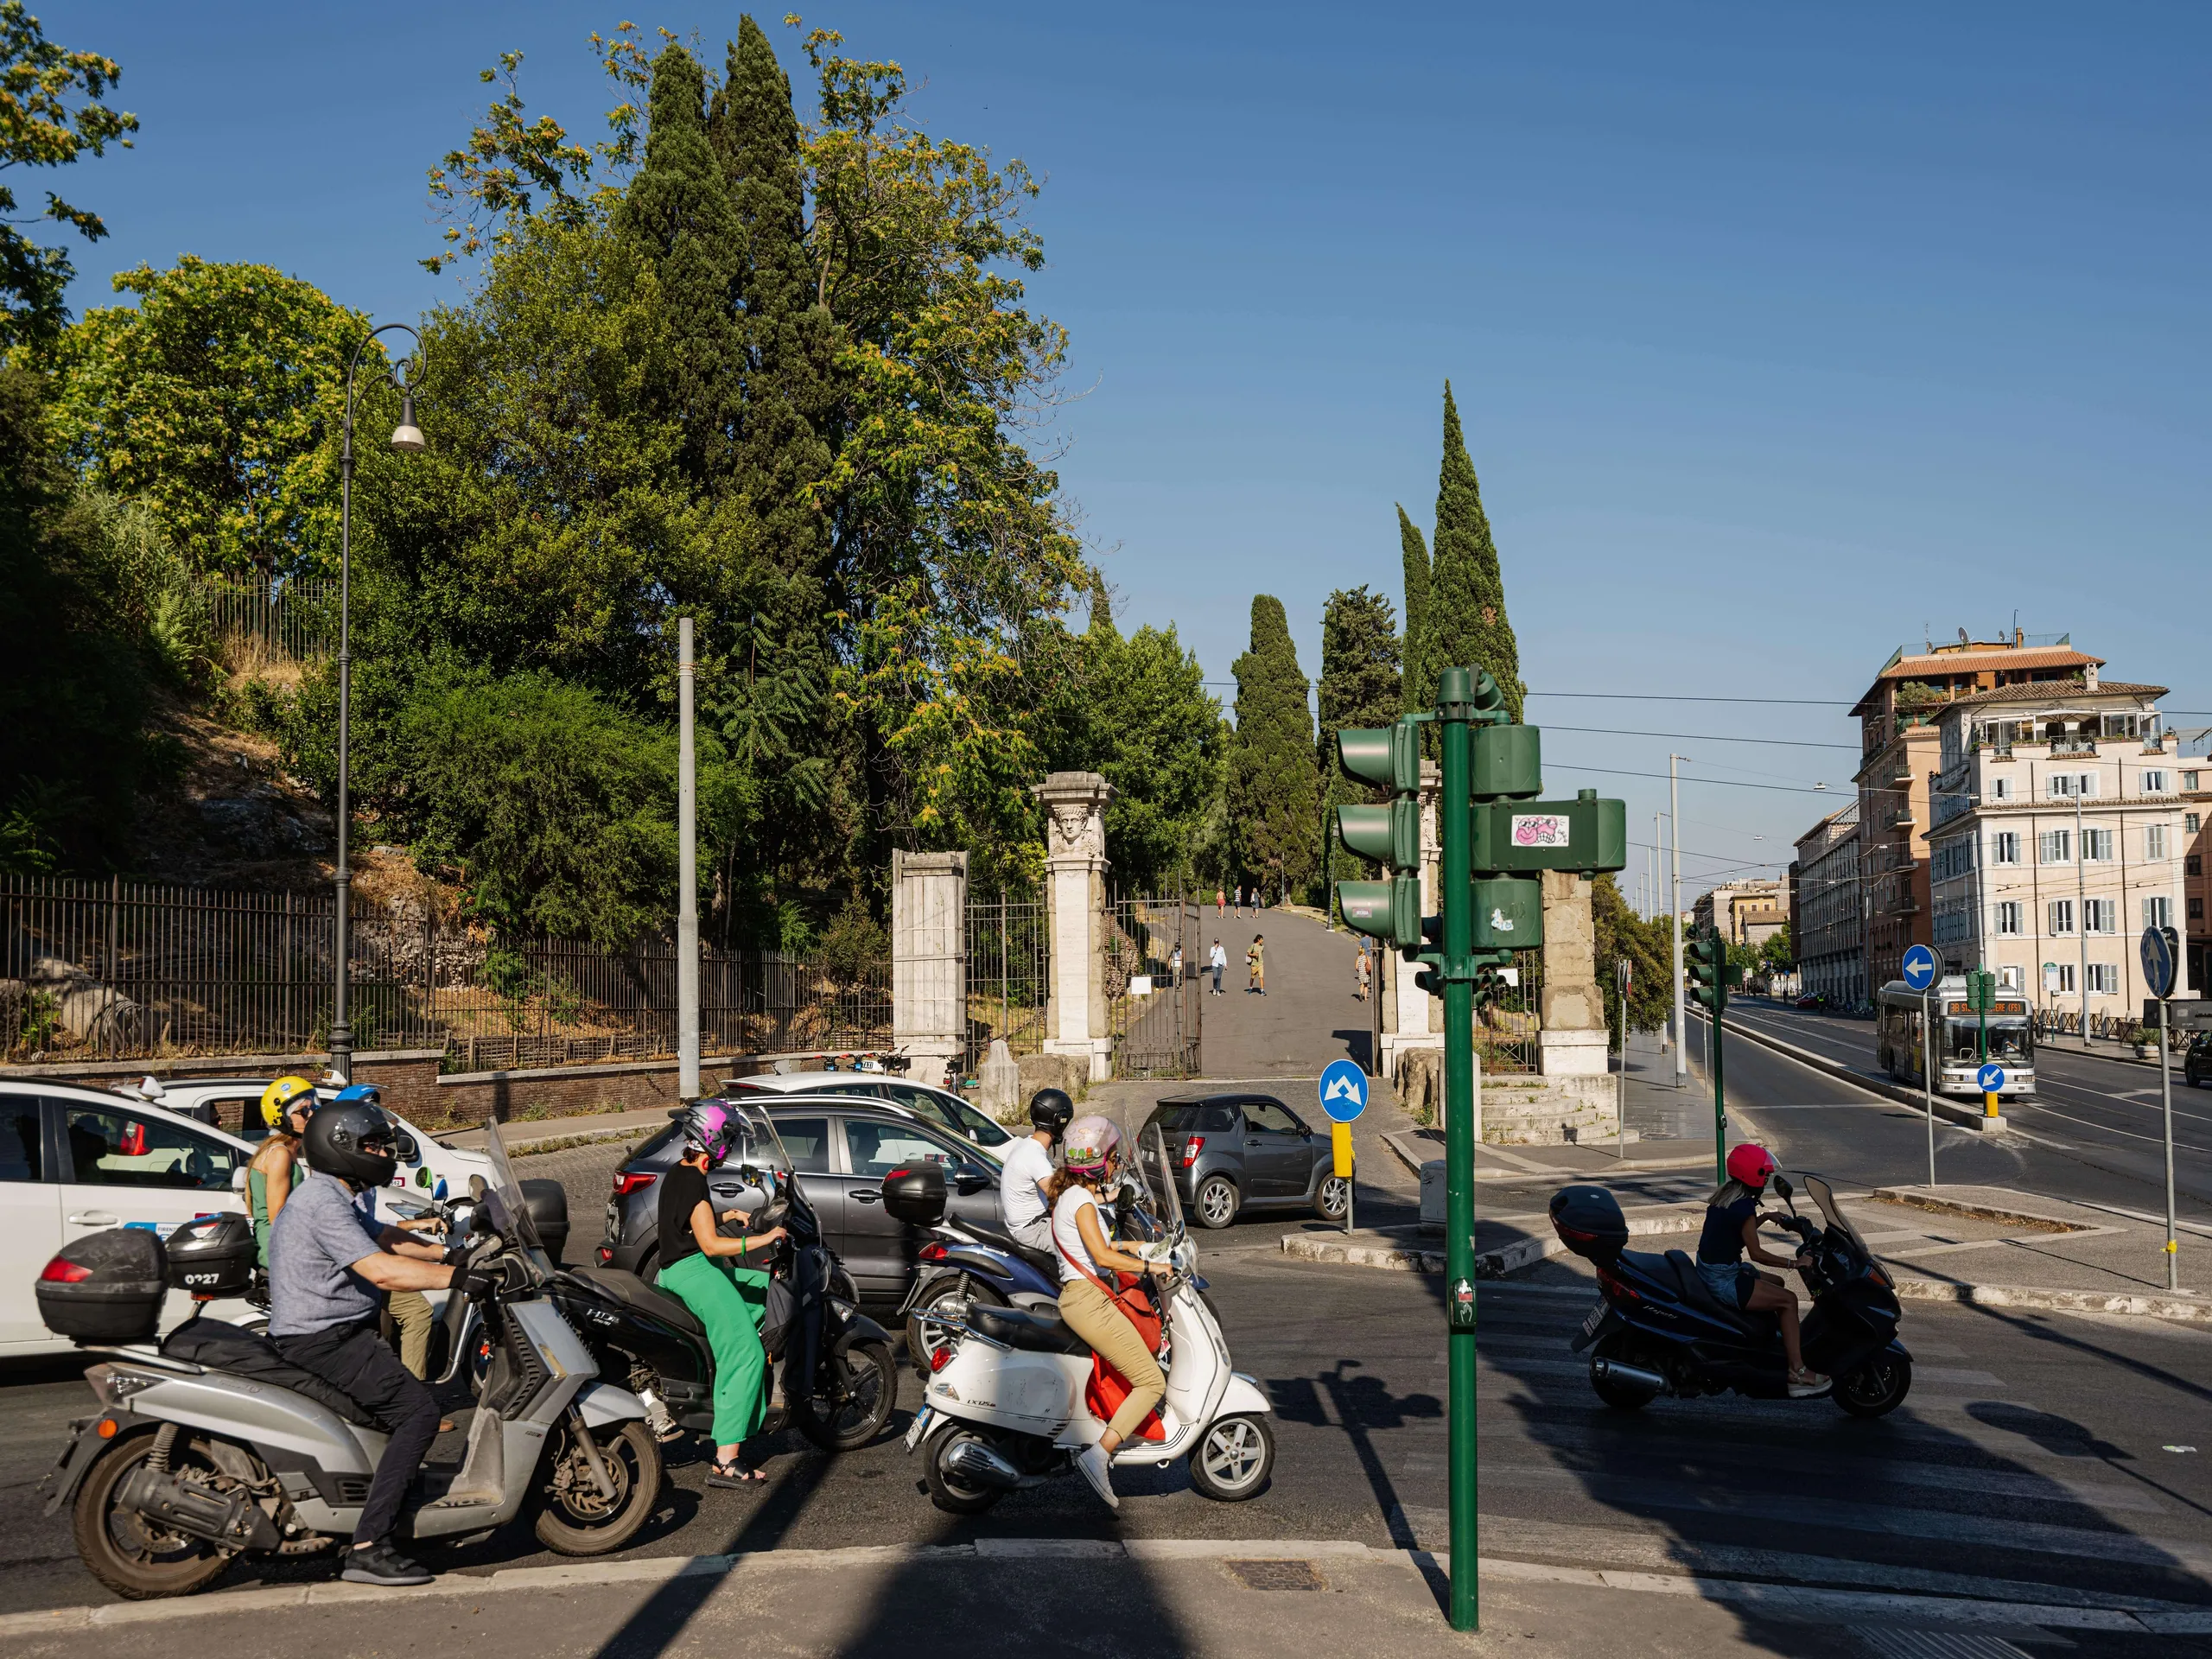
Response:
[1876,977,2037,1099]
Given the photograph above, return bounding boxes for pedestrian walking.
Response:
[1208,939,1227,995]
[1355,945,1371,1002]
[1215,887,1225,918]
[1232,885,1243,918]
[1169,944,1183,986]
[1247,934,1265,995]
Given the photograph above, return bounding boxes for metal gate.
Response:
[1477,947,1545,1074]
[1102,894,1202,1078]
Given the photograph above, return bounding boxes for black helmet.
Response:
[303,1100,397,1190]
[1028,1088,1075,1143]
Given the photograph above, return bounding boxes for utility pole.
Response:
[677,617,700,1101]
[1671,756,1686,1086]
[2074,783,2089,1046]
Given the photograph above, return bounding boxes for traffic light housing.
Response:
[1685,929,1740,1012]
[1335,715,1427,949]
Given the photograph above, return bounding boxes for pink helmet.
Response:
[678,1101,741,1165]
[1726,1142,1777,1187]
[1061,1115,1122,1175]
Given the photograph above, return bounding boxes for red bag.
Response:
[1085,1355,1166,1441]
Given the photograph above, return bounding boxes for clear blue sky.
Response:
[49,2,2212,896]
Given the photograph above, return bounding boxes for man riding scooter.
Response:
[1001,1088,1072,1253]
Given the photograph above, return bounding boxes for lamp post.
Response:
[329,323,427,1084]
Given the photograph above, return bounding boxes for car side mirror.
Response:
[954,1165,989,1195]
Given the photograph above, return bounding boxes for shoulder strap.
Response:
[1053,1192,1116,1298]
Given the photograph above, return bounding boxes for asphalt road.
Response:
[4,1139,2210,1655]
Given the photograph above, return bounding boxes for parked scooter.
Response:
[550,1101,899,1454]
[899,1124,1274,1513]
[39,1124,661,1599]
[1551,1173,1912,1416]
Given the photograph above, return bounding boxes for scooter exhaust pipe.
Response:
[1592,1357,1669,1395]
[943,1438,1023,1490]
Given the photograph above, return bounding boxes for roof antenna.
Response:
[2012,608,2019,646]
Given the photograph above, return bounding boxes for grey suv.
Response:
[1142,1091,1349,1230]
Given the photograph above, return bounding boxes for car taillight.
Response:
[40,1258,92,1283]
[596,1246,613,1265]
[1180,1135,1205,1168]
[1595,1264,1640,1303]
[918,1243,949,1262]
[612,1171,658,1197]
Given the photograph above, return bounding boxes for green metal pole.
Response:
[1437,667,1478,1633]
[1711,989,1726,1185]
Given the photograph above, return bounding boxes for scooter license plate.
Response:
[1579,1300,1607,1341]
[904,1405,933,1453]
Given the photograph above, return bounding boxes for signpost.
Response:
[1902,945,1938,1188]
[2141,925,2182,1292]
[1319,1059,1368,1237]
[1614,957,1632,1160]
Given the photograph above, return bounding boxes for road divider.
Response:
[1711,1012,2010,1135]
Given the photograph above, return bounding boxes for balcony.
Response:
[2048,738,2098,757]
[1889,809,1915,830]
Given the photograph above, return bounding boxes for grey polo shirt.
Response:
[267,1172,385,1337]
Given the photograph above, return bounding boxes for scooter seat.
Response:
[972,1302,1090,1357]
[570,1265,704,1337]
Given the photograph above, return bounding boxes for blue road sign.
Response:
[1319,1059,1370,1123]
[1977,1062,2005,1093]
[1901,944,1938,992]
[2141,925,2178,1002]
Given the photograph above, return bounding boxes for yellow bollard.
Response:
[1984,1090,2000,1118]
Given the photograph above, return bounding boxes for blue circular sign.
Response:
[2141,925,2177,1002]
[1977,1062,2005,1093]
[1319,1058,1370,1123]
[1901,944,1938,992]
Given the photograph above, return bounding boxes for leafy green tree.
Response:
[1593,873,1673,1045]
[0,3,137,347]
[47,257,365,578]
[1759,923,1794,973]
[1227,595,1319,903]
[1397,505,1431,715]
[1427,381,1523,719]
[1317,584,1401,887]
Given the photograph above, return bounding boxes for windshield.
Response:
[479,1122,538,1249]
[1134,1122,1185,1238]
[1944,1018,2031,1064]
[931,1094,1012,1151]
[717,1099,796,1180]
[1800,1174,1864,1255]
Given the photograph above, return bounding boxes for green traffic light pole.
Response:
[1710,968,1727,1186]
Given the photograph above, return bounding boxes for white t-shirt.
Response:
[1051,1185,1104,1284]
[1208,945,1228,970]
[1000,1135,1054,1244]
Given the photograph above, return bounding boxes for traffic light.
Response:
[1335,715,1427,950]
[1685,929,1739,1012]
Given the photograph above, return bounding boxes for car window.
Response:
[842,1118,961,1179]
[1149,1103,1212,1133]
[773,1116,832,1174]
[0,1102,41,1181]
[894,1086,1011,1146]
[63,1105,242,1191]
[1243,1099,1302,1135]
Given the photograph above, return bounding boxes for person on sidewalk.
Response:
[1247,934,1266,995]
[1698,1143,1827,1396]
[1215,888,1225,918]
[1354,945,1371,1003]
[1047,1117,1166,1510]
[1168,944,1183,987]
[657,1103,789,1487]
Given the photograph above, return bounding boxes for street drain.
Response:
[1224,1559,1325,1592]
[1856,1630,2032,1659]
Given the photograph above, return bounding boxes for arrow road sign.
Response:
[1978,1062,2005,1093]
[2141,925,2179,1002]
[1319,1058,1370,1123]
[1902,944,1937,993]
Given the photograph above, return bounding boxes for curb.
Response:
[1715,1015,2010,1134]
[1281,1203,1707,1279]
[1889,1276,2212,1324]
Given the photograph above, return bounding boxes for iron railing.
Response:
[191,577,337,663]
[962,887,1051,1074]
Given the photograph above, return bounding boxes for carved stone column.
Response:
[892,849,968,1089]
[1538,870,1608,1077]
[1033,771,1116,1082]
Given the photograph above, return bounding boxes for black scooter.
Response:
[550,1165,900,1453]
[1551,1173,1912,1417]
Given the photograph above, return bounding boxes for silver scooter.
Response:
[43,1125,661,1599]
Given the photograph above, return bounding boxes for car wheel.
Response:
[1193,1174,1240,1230]
[1314,1175,1351,1223]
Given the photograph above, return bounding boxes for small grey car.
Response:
[1141,1091,1350,1230]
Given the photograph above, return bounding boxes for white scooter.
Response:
[897,1125,1274,1512]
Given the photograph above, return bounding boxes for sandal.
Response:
[707,1459,769,1487]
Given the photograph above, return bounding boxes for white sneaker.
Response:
[1076,1443,1119,1510]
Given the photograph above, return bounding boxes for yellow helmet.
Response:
[260,1076,316,1129]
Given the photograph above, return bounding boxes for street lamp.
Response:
[329,322,427,1084]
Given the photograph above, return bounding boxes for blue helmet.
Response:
[334,1083,383,1108]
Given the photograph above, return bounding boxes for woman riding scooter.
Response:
[1699,1143,1828,1397]
[657,1102,789,1486]
[1046,1116,1165,1510]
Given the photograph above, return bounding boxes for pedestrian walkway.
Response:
[1198,907,1369,1078]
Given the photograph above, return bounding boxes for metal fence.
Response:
[1,874,887,1068]
[963,887,1051,1074]
[1103,893,1202,1079]
[1477,948,1545,1074]
[192,577,336,663]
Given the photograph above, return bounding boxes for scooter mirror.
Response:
[468,1174,488,1203]
[1773,1175,1794,1201]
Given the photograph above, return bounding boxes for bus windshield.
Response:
[1943,1018,2031,1065]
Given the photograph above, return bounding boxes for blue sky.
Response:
[48,2,2212,897]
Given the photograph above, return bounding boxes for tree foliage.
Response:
[1397,504,1431,716]
[1592,873,1675,1045]
[1316,584,1401,879]
[1427,381,1522,719]
[1227,594,1319,901]
[48,257,365,577]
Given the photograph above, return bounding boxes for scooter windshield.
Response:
[1135,1122,1185,1239]
[479,1121,540,1251]
[1801,1174,1864,1255]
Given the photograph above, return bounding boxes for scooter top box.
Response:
[36,1227,168,1344]
[1548,1185,1629,1264]
[165,1212,257,1299]
[881,1161,948,1226]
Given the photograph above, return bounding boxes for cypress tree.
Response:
[1228,595,1320,902]
[1397,503,1431,715]
[613,44,743,486]
[1317,586,1402,881]
[1427,380,1523,719]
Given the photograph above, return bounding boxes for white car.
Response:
[728,1069,1014,1159]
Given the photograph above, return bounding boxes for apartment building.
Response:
[1853,633,2107,998]
[1789,804,1862,1007]
[2185,772,2209,992]
[1692,879,1789,948]
[1922,674,2194,1023]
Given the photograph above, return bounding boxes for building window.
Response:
[2184,770,2202,791]
[2049,774,2074,799]
[2192,896,2206,921]
[1999,964,2022,989]
[2145,896,2172,930]
[2050,963,2076,995]
[1992,776,2012,800]
[1993,831,2021,865]
[1994,901,2022,936]
[2190,855,2205,877]
[2048,899,2075,935]
[2084,899,2115,934]
[2147,824,2169,861]
[2082,828,2113,862]
[2143,770,2170,793]
[2087,963,2118,995]
[2038,830,2071,865]
[2189,812,2202,835]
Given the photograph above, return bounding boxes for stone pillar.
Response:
[892,849,968,1088]
[1033,771,1116,1082]
[1379,760,1444,1077]
[1537,870,1609,1077]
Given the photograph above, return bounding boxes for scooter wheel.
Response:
[1189,1413,1274,1500]
[924,1427,1006,1515]
[1834,1355,1912,1418]
[795,1339,899,1453]
[534,1419,663,1555]
[72,1432,233,1600]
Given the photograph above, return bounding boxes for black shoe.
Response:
[341,1540,434,1586]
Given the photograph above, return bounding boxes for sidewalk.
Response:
[10,1534,2204,1655]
